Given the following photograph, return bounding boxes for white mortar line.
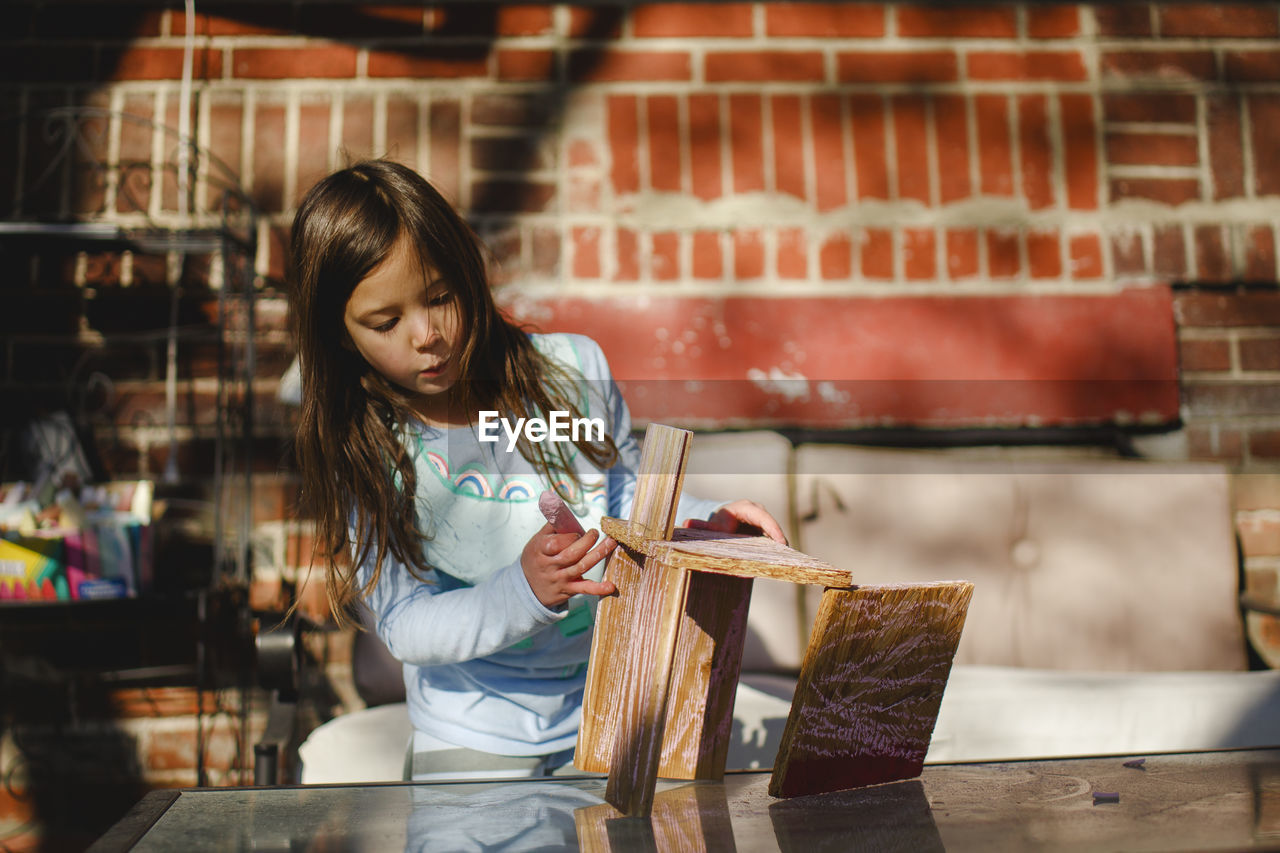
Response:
[678,89,692,196]
[1229,220,1245,280]
[1047,92,1068,274]
[925,95,946,279]
[1269,216,1280,281]
[965,92,980,211]
[104,88,124,215]
[241,87,256,196]
[1181,221,1195,278]
[1108,165,1203,178]
[882,93,898,204]
[925,93,940,209]
[1243,92,1258,199]
[761,91,776,198]
[1103,122,1200,134]
[636,92,650,196]
[802,93,816,219]
[1010,92,1031,283]
[195,88,211,214]
[1196,92,1213,205]
[841,88,858,205]
[282,89,299,213]
[149,89,165,219]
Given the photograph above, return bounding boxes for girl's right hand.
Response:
[521,524,617,609]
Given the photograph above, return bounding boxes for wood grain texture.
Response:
[576,544,646,774]
[626,424,693,542]
[576,424,693,775]
[769,582,974,799]
[605,555,691,815]
[657,572,753,780]
[601,518,853,587]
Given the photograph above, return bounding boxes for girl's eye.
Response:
[373,318,399,334]
[428,291,453,307]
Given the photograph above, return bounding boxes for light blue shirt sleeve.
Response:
[359,548,565,667]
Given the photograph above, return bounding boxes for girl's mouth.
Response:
[420,358,448,377]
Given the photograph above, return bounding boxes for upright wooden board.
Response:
[769,582,974,799]
[576,543,647,774]
[626,425,694,542]
[657,572,754,780]
[576,425,693,781]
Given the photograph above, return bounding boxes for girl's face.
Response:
[343,233,462,422]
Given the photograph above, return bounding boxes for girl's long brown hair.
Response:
[288,160,617,625]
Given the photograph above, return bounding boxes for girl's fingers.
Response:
[563,578,616,598]
[550,529,606,565]
[555,538,616,584]
[579,537,616,570]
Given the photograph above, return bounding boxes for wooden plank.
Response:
[576,544,647,774]
[769,582,974,799]
[657,572,753,780]
[601,518,853,587]
[605,555,690,815]
[576,424,693,773]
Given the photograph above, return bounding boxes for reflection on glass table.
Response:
[94,748,1280,852]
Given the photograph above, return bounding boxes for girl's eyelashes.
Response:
[373,318,399,334]
[427,289,453,307]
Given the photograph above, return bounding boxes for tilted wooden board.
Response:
[769,581,974,799]
[601,518,853,588]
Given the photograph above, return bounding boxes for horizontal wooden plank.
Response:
[601,516,853,587]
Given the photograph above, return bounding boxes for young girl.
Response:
[289,159,784,781]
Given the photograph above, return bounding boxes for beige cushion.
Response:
[794,446,1246,672]
[683,430,804,672]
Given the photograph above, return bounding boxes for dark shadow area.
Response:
[0,596,206,851]
[769,779,942,853]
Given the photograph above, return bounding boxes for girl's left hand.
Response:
[684,500,788,545]
[521,524,618,609]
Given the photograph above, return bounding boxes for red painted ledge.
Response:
[501,286,1180,429]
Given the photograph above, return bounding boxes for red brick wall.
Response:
[8,0,1280,792]
[5,4,1279,419]
[2,2,1271,289]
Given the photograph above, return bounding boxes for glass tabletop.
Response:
[98,748,1280,852]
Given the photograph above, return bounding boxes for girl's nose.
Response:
[409,309,439,350]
